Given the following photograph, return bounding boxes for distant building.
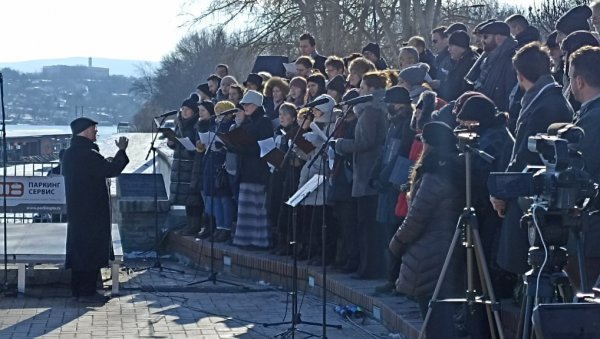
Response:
[42,61,109,79]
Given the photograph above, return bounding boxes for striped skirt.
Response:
[232,183,271,248]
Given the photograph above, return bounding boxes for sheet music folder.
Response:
[218,128,256,149]
[286,174,324,207]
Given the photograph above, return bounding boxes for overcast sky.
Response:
[1,0,534,63]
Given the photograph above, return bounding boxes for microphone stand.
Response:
[188,114,243,288]
[304,104,355,338]
[1,73,8,291]
[135,114,185,274]
[265,107,343,338]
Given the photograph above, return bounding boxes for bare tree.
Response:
[130,62,158,101]
[528,0,589,36]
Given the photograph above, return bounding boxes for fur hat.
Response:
[556,5,592,35]
[70,117,98,135]
[448,30,471,49]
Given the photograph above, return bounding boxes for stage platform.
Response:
[0,223,122,294]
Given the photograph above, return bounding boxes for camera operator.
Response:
[455,94,517,297]
[567,45,600,289]
[490,42,574,276]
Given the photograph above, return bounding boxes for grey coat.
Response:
[336,89,388,197]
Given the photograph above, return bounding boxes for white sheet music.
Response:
[258,138,277,158]
[198,131,222,149]
[283,62,298,75]
[310,121,328,141]
[286,174,324,207]
[177,137,196,151]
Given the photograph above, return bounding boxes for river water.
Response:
[5,124,118,141]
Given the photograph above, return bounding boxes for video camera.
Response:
[488,123,596,211]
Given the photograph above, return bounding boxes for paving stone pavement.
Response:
[0,259,394,338]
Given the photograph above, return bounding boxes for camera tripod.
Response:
[419,144,504,339]
[517,207,575,339]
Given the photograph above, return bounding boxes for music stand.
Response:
[264,174,341,338]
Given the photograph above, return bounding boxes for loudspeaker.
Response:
[251,56,289,78]
[533,303,600,339]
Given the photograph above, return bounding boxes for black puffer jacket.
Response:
[169,112,202,206]
[390,151,464,297]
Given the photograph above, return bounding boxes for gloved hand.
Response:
[328,138,343,155]
[303,132,320,146]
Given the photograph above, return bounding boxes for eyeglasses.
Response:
[432,39,438,43]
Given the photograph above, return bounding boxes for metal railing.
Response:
[1,160,65,223]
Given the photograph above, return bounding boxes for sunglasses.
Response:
[432,39,438,43]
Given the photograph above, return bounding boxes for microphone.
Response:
[155,110,178,118]
[335,94,373,107]
[301,97,329,108]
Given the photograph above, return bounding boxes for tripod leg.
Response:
[471,229,505,339]
[418,226,462,339]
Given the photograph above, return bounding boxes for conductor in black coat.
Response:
[63,117,129,302]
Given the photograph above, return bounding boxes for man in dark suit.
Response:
[298,32,327,75]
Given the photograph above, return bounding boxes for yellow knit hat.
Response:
[214,100,236,115]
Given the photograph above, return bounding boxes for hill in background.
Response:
[0,57,159,77]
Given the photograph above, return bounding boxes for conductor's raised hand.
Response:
[115,136,129,151]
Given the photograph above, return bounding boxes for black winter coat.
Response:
[63,136,129,270]
[498,83,573,274]
[576,95,600,257]
[507,84,574,173]
[439,49,477,102]
[169,112,202,206]
[467,39,518,111]
[234,107,274,185]
[435,49,454,84]
[420,49,438,80]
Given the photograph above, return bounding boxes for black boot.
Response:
[180,216,202,236]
